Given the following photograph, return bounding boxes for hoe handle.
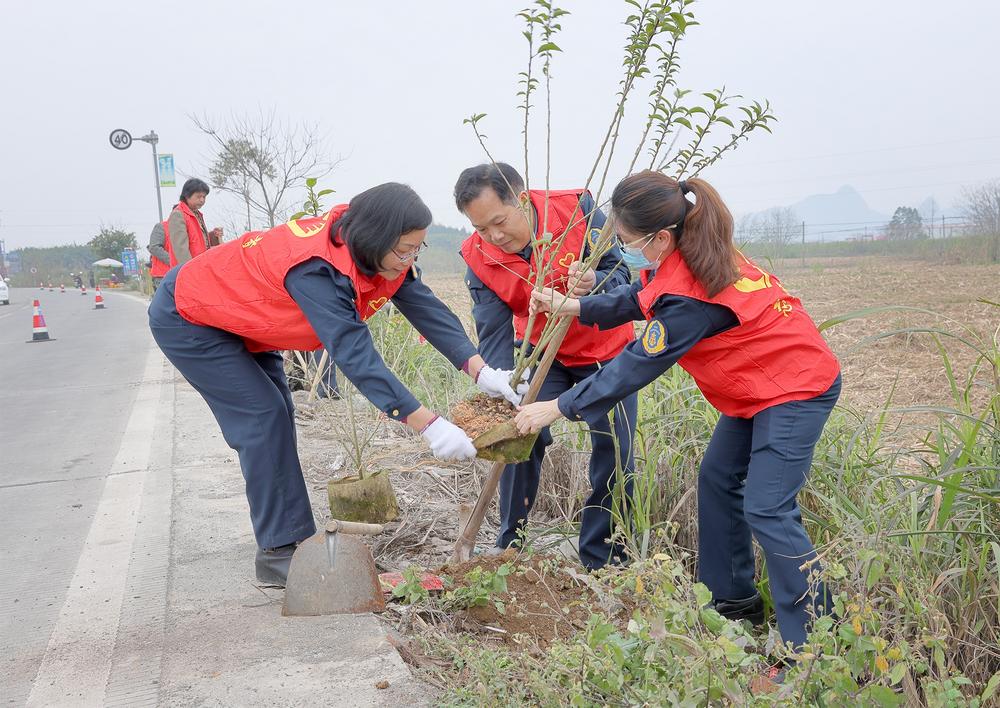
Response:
[451,316,572,562]
[326,519,384,536]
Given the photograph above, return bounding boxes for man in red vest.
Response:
[147,221,170,290]
[454,162,637,570]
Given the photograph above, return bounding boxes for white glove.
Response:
[421,417,477,461]
[476,365,531,406]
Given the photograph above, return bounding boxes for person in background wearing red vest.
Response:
[454,163,637,571]
[516,170,842,682]
[166,177,222,266]
[147,221,170,291]
[148,182,526,587]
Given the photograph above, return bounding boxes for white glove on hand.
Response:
[476,365,531,406]
[421,416,477,461]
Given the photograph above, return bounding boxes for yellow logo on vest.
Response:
[287,208,335,239]
[733,272,772,293]
[557,251,577,269]
[242,234,263,249]
[368,297,388,313]
[641,320,667,355]
[773,299,793,317]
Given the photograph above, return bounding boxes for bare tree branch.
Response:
[191,109,344,229]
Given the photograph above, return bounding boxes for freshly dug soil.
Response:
[450,393,515,440]
[435,550,629,648]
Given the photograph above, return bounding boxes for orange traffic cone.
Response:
[94,287,105,310]
[39,282,44,290]
[81,285,87,296]
[48,283,54,291]
[26,300,55,343]
[60,284,65,293]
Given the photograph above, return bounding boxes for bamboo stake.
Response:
[451,315,573,562]
[307,349,330,403]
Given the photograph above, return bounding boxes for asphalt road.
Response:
[0,286,156,705]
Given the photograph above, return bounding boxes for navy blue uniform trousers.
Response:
[698,374,841,648]
[498,359,638,570]
[148,270,317,549]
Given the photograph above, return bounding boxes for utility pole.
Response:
[801,220,806,267]
[136,131,164,223]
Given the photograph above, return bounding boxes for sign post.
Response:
[108,128,165,223]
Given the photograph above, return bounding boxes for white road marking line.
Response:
[27,347,166,707]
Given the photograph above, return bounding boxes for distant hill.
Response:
[743,185,964,242]
[743,185,889,241]
[787,185,888,232]
[419,223,470,274]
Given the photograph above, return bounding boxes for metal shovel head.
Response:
[282,530,385,616]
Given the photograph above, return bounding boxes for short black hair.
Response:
[180,178,211,203]
[453,162,525,213]
[334,182,432,276]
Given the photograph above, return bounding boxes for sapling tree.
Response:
[464,0,776,388]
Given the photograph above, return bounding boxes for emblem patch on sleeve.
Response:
[641,320,667,355]
[588,228,602,248]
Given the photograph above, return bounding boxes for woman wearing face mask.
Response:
[149,182,526,588]
[516,170,841,679]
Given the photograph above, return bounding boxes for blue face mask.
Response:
[619,232,658,270]
[621,247,656,270]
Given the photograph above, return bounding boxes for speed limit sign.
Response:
[109,129,132,150]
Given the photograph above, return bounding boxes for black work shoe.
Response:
[713,593,765,626]
[255,543,297,587]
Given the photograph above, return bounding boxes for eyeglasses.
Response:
[615,231,656,250]
[391,242,428,262]
[614,224,677,250]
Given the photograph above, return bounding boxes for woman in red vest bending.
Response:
[149,182,526,587]
[516,171,841,668]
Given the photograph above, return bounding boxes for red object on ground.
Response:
[378,571,445,594]
[94,287,105,309]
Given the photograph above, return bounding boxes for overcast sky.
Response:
[1,0,998,250]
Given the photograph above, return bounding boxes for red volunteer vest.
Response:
[150,218,173,278]
[638,251,839,418]
[461,190,634,368]
[151,202,206,277]
[174,205,406,352]
[177,201,209,259]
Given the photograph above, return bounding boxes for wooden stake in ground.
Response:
[307,349,330,402]
[451,316,572,562]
